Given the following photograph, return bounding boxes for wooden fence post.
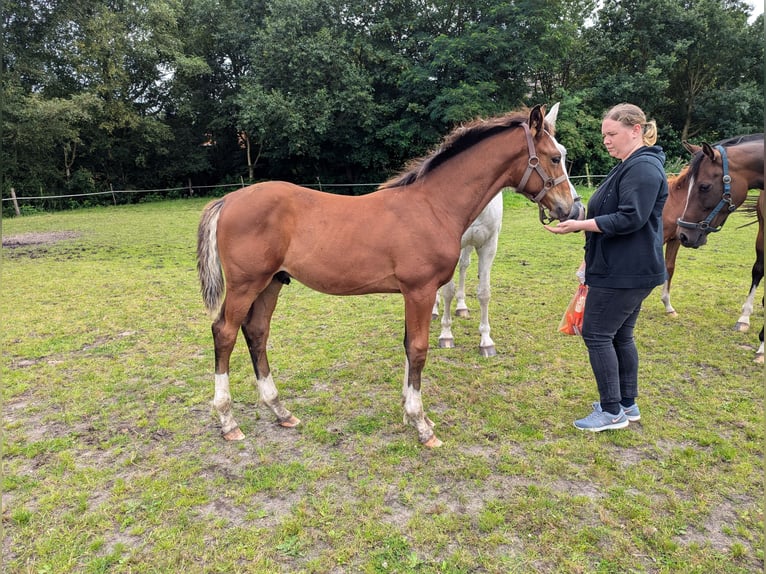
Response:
[10,187,21,216]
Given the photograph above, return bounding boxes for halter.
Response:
[676,145,737,233]
[516,122,572,224]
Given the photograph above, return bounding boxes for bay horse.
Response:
[677,134,764,335]
[658,166,691,317]
[433,103,582,357]
[197,105,580,447]
[654,166,763,349]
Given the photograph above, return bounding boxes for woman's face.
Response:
[601,118,642,160]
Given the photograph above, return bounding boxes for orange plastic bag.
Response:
[558,284,588,335]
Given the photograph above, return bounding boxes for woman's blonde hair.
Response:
[604,103,658,146]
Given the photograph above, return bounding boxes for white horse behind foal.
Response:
[433,102,581,357]
[433,192,504,356]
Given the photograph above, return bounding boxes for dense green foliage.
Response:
[2,0,763,208]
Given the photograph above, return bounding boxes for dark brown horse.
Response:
[660,165,763,338]
[197,105,580,447]
[678,134,764,245]
[677,134,764,334]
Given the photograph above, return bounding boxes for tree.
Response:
[578,0,762,160]
[235,0,379,184]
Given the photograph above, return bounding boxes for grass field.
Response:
[2,191,763,573]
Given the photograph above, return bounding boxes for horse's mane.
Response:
[689,133,765,179]
[379,110,540,190]
[667,164,691,195]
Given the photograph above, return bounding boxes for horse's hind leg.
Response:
[212,289,258,441]
[735,223,763,332]
[241,277,300,428]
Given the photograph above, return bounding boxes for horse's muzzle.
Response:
[569,198,586,221]
[540,196,585,224]
[556,197,585,222]
[678,229,708,249]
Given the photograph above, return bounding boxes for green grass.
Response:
[2,191,763,573]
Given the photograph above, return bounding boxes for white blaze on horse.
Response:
[196,105,581,447]
[677,133,764,361]
[432,103,583,357]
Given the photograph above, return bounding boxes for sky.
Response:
[749,0,764,22]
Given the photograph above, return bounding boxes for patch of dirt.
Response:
[2,231,81,248]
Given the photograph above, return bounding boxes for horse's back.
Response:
[212,181,455,296]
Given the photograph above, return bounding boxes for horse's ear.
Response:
[682,140,701,155]
[544,102,560,129]
[701,142,717,162]
[529,105,545,137]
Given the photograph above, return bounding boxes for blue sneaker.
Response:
[591,401,641,422]
[575,405,629,431]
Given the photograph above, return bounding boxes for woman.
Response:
[545,103,668,431]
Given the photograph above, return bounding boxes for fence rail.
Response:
[2,174,609,207]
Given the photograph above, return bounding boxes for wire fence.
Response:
[2,174,608,210]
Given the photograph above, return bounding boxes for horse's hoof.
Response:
[439,338,455,349]
[667,311,678,318]
[423,435,443,448]
[456,308,470,319]
[278,415,301,428]
[479,345,497,358]
[431,313,439,321]
[734,322,750,333]
[223,427,245,441]
[755,354,764,364]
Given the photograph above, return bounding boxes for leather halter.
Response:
[516,122,572,224]
[676,144,736,233]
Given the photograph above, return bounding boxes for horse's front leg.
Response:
[438,279,457,349]
[431,289,440,320]
[475,239,498,357]
[455,246,472,318]
[241,279,300,428]
[402,294,442,447]
[662,239,680,316]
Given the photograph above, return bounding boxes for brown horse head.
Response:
[677,134,765,248]
[508,105,581,223]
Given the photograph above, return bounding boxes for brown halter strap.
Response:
[516,122,570,224]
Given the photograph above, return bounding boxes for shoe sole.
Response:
[573,419,630,432]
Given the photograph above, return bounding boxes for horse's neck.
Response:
[422,146,520,231]
[663,179,688,226]
[736,143,765,189]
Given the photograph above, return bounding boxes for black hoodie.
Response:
[584,146,668,289]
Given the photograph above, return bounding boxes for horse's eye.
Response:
[700,183,712,193]
[552,156,561,165]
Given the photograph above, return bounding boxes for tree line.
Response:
[2,0,763,210]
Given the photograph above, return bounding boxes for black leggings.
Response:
[581,286,653,409]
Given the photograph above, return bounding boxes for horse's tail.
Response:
[197,199,226,319]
